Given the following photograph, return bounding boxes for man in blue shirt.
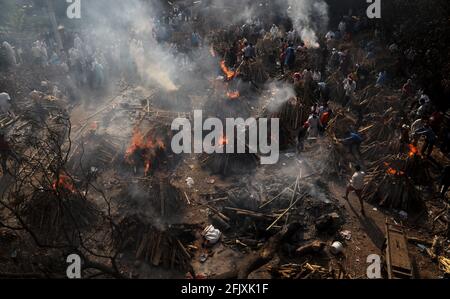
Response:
[341,131,363,158]
[284,43,296,70]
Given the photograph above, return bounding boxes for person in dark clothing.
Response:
[243,43,256,61]
[414,124,437,157]
[0,133,20,175]
[284,43,296,71]
[341,131,363,157]
[279,39,288,74]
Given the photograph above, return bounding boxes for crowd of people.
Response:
[0,4,448,213]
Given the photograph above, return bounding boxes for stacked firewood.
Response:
[363,156,423,211]
[115,216,192,271]
[268,263,350,279]
[20,191,99,244]
[237,59,269,84]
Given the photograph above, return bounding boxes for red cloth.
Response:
[320,112,330,125]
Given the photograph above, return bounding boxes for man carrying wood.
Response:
[343,165,366,216]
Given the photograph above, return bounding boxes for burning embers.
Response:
[125,127,166,176]
[384,163,405,177]
[52,172,76,193]
[226,90,240,100]
[408,144,419,158]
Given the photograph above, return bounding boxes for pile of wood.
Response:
[363,157,423,211]
[150,177,185,218]
[20,191,99,244]
[326,109,358,138]
[115,216,192,271]
[237,59,269,84]
[68,133,121,174]
[322,141,351,177]
[361,110,400,143]
[356,86,402,115]
[268,263,350,279]
[201,136,259,176]
[361,139,401,162]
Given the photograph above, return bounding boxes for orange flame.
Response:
[226,90,240,100]
[125,128,165,175]
[408,144,419,158]
[52,173,76,193]
[384,163,405,176]
[220,60,237,81]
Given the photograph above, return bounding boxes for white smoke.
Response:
[266,82,296,113]
[84,0,179,91]
[286,0,329,48]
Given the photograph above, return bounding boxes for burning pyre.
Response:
[125,127,166,176]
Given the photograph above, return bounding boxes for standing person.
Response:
[410,116,427,145]
[279,39,288,74]
[338,20,347,37]
[414,123,437,157]
[375,70,388,87]
[343,75,356,105]
[344,165,367,216]
[402,79,414,99]
[341,131,363,158]
[243,42,256,61]
[307,112,322,139]
[284,43,296,71]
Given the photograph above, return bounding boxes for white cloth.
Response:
[350,171,366,190]
[203,225,221,244]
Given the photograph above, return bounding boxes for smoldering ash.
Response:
[171,110,280,165]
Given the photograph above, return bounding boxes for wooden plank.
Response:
[385,221,413,279]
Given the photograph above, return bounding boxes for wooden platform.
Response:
[385,220,414,279]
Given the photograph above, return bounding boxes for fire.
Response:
[408,144,419,158]
[220,60,237,81]
[384,163,405,176]
[52,173,76,193]
[226,90,240,100]
[125,128,165,176]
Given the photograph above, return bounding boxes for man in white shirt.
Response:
[344,165,367,216]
